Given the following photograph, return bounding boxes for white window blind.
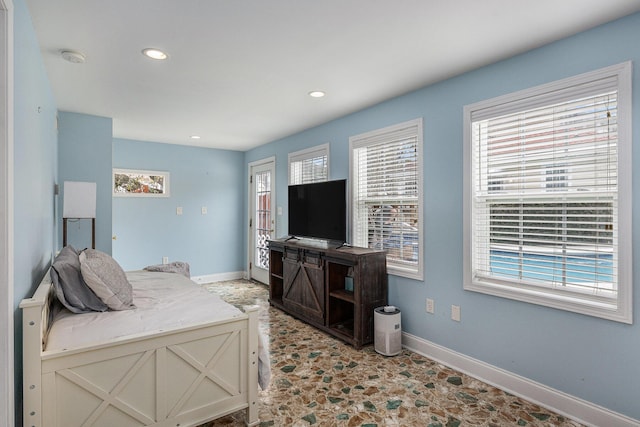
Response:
[464,62,632,323]
[350,119,423,280]
[289,144,329,185]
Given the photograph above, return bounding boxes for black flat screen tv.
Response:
[288,179,347,243]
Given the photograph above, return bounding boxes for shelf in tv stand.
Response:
[329,289,355,303]
[329,319,355,339]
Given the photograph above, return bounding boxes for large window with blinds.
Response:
[463,62,632,323]
[350,119,423,280]
[288,144,329,185]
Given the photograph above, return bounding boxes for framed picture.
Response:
[113,168,170,197]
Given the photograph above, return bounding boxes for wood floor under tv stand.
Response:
[268,238,388,349]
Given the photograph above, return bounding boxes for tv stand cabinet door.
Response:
[282,252,325,324]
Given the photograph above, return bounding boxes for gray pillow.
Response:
[79,249,135,310]
[50,245,108,313]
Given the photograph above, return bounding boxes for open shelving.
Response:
[268,248,284,306]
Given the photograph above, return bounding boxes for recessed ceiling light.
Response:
[308,91,326,98]
[60,50,86,64]
[142,48,168,60]
[190,135,201,140]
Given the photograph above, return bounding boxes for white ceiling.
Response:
[25,0,640,151]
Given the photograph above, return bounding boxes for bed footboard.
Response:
[20,270,260,427]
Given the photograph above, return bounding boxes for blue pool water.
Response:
[491,250,613,284]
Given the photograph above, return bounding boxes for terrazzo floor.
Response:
[199,279,584,427]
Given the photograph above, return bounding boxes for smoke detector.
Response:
[60,50,86,64]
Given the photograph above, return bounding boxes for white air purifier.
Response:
[374,306,402,356]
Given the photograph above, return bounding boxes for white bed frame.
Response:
[20,270,260,427]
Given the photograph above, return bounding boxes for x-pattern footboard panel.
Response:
[166,330,240,418]
[56,350,157,425]
[41,321,248,427]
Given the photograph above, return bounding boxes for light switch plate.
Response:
[426,298,434,314]
[451,305,461,322]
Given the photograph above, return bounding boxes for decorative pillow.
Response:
[79,249,135,310]
[50,245,108,313]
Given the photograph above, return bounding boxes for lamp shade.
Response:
[63,181,96,218]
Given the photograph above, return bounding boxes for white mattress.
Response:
[46,270,244,352]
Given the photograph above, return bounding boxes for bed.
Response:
[20,253,262,427]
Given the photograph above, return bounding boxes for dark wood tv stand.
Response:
[268,238,387,348]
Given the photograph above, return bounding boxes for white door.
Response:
[249,158,275,284]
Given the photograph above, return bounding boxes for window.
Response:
[464,62,632,323]
[113,169,170,197]
[288,143,329,185]
[350,119,423,280]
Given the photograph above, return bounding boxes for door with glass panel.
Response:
[249,159,275,284]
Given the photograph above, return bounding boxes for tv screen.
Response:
[288,179,347,242]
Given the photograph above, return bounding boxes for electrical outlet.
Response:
[176,206,183,215]
[162,256,169,264]
[451,305,461,322]
[426,298,435,314]
[201,206,207,215]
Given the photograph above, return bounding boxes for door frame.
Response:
[247,157,276,283]
[0,1,14,426]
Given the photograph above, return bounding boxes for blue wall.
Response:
[11,0,640,422]
[12,0,58,423]
[113,138,245,276]
[57,112,113,254]
[245,13,640,420]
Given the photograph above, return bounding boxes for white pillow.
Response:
[79,249,135,310]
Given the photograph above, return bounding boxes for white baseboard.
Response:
[191,271,246,284]
[402,332,638,427]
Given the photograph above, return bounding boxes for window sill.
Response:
[388,264,423,281]
[465,277,631,324]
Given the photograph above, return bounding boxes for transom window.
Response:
[350,119,424,280]
[463,62,632,323]
[288,143,329,185]
[113,168,169,197]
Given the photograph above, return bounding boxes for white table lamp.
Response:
[63,181,97,248]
